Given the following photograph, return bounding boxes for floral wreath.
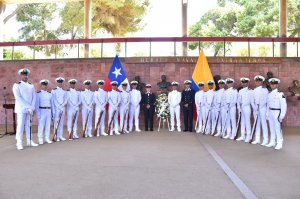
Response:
[155,93,170,121]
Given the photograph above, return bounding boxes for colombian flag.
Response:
[191,49,215,92]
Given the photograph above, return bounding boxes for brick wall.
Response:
[0,57,299,127]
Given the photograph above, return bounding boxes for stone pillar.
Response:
[0,4,5,60]
[280,0,287,57]
[84,0,91,58]
[182,0,188,56]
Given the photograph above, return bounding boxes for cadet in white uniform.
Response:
[36,79,52,145]
[66,79,81,140]
[251,75,269,145]
[119,82,130,133]
[168,81,182,132]
[195,82,206,133]
[223,78,238,139]
[214,80,226,137]
[13,68,38,150]
[129,81,142,132]
[236,78,253,142]
[204,80,216,135]
[94,80,108,136]
[266,78,287,150]
[51,77,67,141]
[81,80,94,137]
[107,81,121,135]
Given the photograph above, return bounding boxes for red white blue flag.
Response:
[103,55,130,92]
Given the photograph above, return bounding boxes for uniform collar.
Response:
[146,92,151,94]
[85,88,90,91]
[185,88,191,91]
[271,88,278,93]
[56,86,62,89]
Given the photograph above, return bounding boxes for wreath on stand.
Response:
[155,93,170,131]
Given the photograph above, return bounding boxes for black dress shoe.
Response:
[150,129,153,131]
[145,129,148,131]
[184,129,188,132]
[189,130,193,132]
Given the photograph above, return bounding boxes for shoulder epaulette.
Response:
[37,91,41,93]
[18,81,21,84]
[67,89,70,91]
[28,82,32,84]
[47,91,51,93]
[53,88,57,90]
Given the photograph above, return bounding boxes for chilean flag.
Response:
[103,55,130,92]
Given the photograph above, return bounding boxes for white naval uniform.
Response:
[94,88,108,135]
[237,87,253,141]
[51,87,67,140]
[266,89,287,148]
[129,89,142,131]
[66,88,81,138]
[214,88,226,136]
[12,81,36,146]
[108,89,121,134]
[204,89,216,134]
[119,89,130,133]
[81,89,94,137]
[168,90,182,131]
[35,90,52,142]
[224,87,238,139]
[194,90,206,133]
[252,86,269,144]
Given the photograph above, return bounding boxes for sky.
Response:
[2,0,218,39]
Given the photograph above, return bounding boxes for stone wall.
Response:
[0,57,299,127]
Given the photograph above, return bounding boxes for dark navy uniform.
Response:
[142,92,156,131]
[181,87,195,132]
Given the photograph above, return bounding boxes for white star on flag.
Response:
[112,67,122,78]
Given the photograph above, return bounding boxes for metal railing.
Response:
[0,37,299,60]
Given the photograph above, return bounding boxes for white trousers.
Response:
[205,107,216,133]
[268,110,283,144]
[129,105,140,131]
[108,106,118,132]
[16,113,32,143]
[226,105,237,137]
[239,105,251,138]
[82,107,93,136]
[95,107,106,134]
[67,108,79,137]
[196,106,206,132]
[38,109,51,140]
[254,106,268,142]
[119,105,129,131]
[170,105,181,129]
[53,108,65,139]
[217,108,227,134]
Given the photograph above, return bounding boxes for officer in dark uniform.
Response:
[142,84,156,131]
[181,80,195,132]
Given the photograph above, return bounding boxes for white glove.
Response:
[279,116,284,123]
[27,109,33,116]
[75,106,79,112]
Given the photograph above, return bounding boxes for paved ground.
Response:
[0,126,300,199]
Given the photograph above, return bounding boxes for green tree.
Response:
[189,0,300,55]
[16,3,59,56]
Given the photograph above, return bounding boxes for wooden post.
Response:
[280,0,287,57]
[84,0,91,58]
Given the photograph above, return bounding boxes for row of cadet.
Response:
[190,76,287,150]
[12,68,287,150]
[13,68,158,150]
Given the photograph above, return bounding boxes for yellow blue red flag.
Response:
[191,49,215,91]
